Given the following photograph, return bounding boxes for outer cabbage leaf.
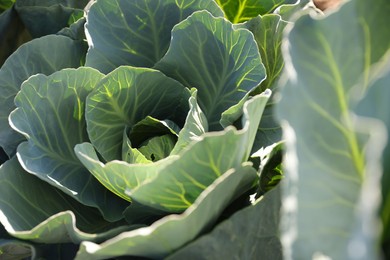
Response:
[276,0,390,258]
[155,10,265,130]
[9,68,129,221]
[168,183,282,259]
[57,16,86,41]
[85,0,224,73]
[85,66,191,162]
[76,90,271,212]
[0,157,131,245]
[75,164,257,259]
[0,35,86,156]
[214,0,297,23]
[355,52,390,257]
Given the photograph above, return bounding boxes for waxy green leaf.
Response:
[9,67,128,221]
[75,164,257,259]
[276,0,390,258]
[0,35,86,156]
[85,0,224,73]
[155,10,266,130]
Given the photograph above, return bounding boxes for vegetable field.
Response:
[0,0,389,259]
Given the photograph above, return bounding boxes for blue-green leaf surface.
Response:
[355,52,390,252]
[0,35,86,156]
[85,0,224,73]
[9,68,128,221]
[86,66,191,162]
[57,16,86,41]
[0,157,130,244]
[155,11,265,130]
[75,164,257,259]
[276,0,390,258]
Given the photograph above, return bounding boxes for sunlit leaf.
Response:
[355,52,390,256]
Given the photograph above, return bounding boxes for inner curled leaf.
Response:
[138,135,177,162]
[127,116,180,161]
